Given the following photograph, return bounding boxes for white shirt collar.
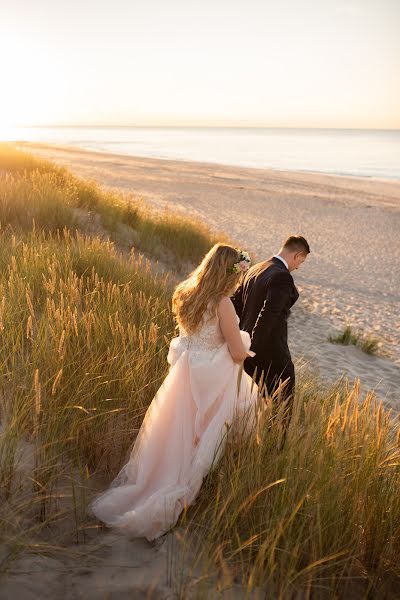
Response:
[273,254,289,270]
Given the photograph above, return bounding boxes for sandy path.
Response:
[19,143,400,409]
[0,530,265,599]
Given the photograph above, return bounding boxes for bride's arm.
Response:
[217,296,249,363]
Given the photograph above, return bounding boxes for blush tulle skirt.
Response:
[89,331,258,541]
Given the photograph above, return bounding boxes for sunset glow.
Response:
[0,0,399,131]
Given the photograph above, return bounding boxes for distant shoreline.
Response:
[17,141,400,188]
[17,141,400,210]
[11,124,400,180]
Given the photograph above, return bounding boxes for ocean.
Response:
[12,126,400,180]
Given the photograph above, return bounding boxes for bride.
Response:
[89,243,259,541]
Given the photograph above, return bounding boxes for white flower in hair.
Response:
[228,249,251,274]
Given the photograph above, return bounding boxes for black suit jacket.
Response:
[232,257,299,376]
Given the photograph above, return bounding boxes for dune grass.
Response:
[175,377,400,598]
[0,227,174,546]
[0,142,223,269]
[329,325,381,355]
[0,144,218,567]
[0,145,399,598]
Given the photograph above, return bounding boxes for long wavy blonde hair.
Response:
[172,243,243,334]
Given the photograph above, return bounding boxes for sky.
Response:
[0,0,399,130]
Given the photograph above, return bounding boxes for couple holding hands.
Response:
[91,235,310,541]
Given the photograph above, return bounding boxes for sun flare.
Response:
[0,121,19,142]
[0,31,63,138]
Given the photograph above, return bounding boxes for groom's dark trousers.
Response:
[232,256,299,428]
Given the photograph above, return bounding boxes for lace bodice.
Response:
[178,307,225,356]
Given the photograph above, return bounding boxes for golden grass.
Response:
[0,227,173,543]
[175,376,400,597]
[0,144,219,568]
[0,142,224,269]
[0,145,399,598]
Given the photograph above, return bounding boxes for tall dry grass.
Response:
[0,226,174,557]
[0,144,219,569]
[175,376,400,598]
[0,144,399,598]
[0,143,223,269]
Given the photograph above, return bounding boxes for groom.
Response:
[232,235,310,420]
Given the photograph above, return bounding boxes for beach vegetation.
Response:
[329,325,380,355]
[0,143,223,271]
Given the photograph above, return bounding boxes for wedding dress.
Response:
[89,304,259,541]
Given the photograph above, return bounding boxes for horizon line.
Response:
[13,124,400,131]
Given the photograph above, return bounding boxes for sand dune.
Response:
[19,143,400,409]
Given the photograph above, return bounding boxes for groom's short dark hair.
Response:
[283,235,310,254]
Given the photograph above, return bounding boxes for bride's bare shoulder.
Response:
[217,296,235,315]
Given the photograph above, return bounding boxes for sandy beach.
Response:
[19,143,400,409]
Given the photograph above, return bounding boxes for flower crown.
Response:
[227,249,252,274]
